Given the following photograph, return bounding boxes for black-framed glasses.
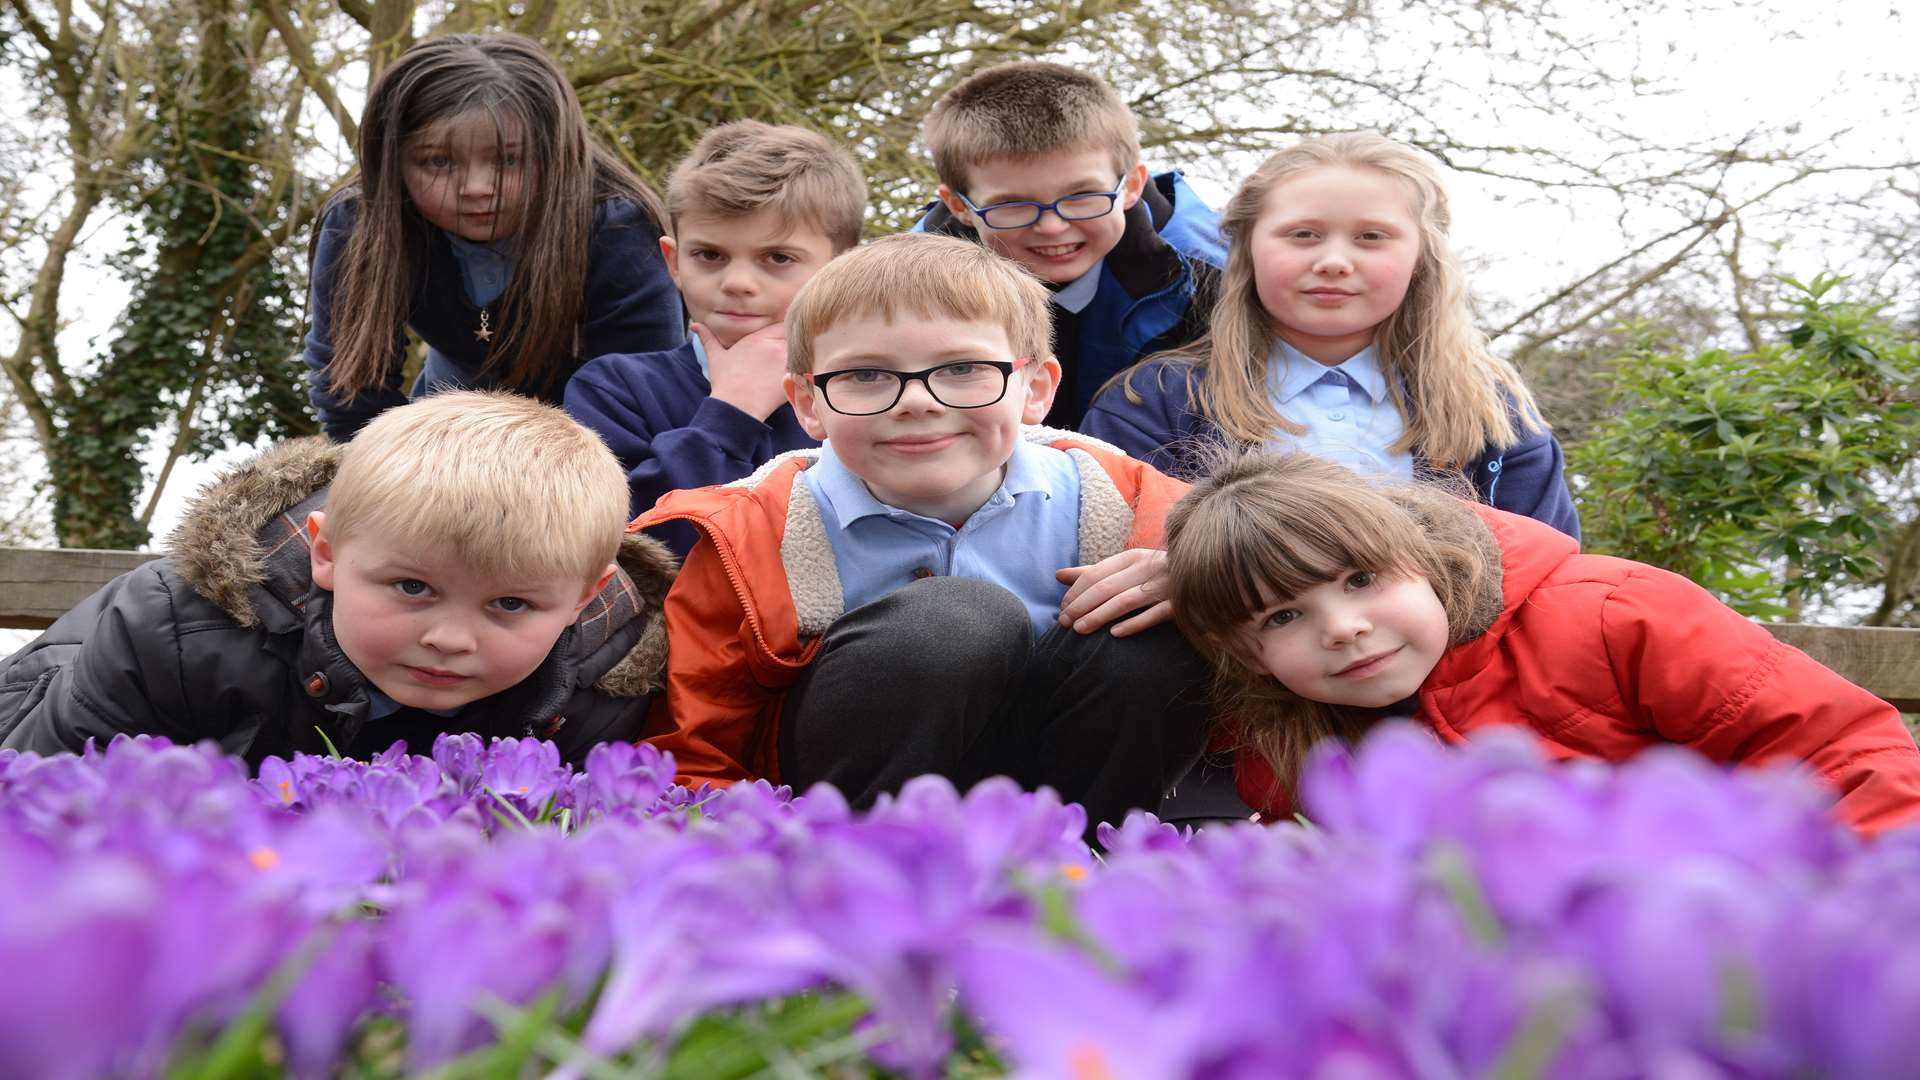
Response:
[955,176,1129,230]
[811,358,1034,415]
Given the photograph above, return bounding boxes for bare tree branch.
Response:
[258,0,359,146]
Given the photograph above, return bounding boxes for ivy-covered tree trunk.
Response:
[47,0,316,549]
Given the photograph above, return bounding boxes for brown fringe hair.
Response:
[321,32,667,403]
[666,120,867,252]
[1164,451,1501,805]
[1122,132,1543,470]
[922,61,1140,192]
[783,234,1052,376]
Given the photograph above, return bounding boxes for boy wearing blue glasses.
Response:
[916,61,1226,427]
[635,234,1212,839]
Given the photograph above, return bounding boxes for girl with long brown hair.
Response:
[304,32,682,440]
[1162,452,1920,836]
[1083,133,1580,538]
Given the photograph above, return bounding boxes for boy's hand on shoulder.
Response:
[1056,547,1171,637]
[696,321,790,422]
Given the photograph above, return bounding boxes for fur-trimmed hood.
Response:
[168,437,344,626]
[164,436,677,699]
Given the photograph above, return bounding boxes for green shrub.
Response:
[1569,276,1919,618]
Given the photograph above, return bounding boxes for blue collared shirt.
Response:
[446,233,514,308]
[802,439,1083,635]
[1262,342,1414,480]
[365,687,462,720]
[689,331,711,380]
[1050,259,1104,314]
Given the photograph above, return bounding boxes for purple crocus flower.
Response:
[479,737,571,820]
[1096,809,1192,856]
[276,919,381,1080]
[570,740,676,822]
[0,835,158,1080]
[955,928,1186,1079]
[1773,832,1920,1075]
[378,820,641,1071]
[431,732,488,793]
[263,805,395,914]
[569,833,830,1062]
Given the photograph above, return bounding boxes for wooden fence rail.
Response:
[1,546,161,630]
[3,545,1918,710]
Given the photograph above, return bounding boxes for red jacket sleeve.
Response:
[645,538,771,787]
[1600,565,1920,836]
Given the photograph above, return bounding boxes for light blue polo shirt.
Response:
[1262,342,1415,479]
[688,331,711,380]
[802,439,1083,635]
[1050,260,1103,314]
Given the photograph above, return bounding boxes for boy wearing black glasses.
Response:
[635,234,1211,838]
[916,61,1226,426]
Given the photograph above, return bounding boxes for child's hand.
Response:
[1056,547,1172,637]
[696,321,790,422]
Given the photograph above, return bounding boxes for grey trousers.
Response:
[778,577,1214,834]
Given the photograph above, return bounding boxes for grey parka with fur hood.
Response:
[0,439,677,767]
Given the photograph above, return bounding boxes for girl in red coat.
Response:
[1163,453,1920,836]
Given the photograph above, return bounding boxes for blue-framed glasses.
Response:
[811,358,1034,415]
[955,176,1129,230]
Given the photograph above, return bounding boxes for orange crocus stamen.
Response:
[1067,1042,1118,1080]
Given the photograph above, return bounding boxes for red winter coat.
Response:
[1235,503,1920,836]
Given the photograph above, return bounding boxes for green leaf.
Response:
[658,993,873,1080]
[1486,988,1585,1080]
[1428,843,1504,948]
[315,725,344,759]
[480,785,537,832]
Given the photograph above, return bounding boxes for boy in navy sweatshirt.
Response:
[566,121,867,556]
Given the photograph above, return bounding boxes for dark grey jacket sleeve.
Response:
[0,562,204,755]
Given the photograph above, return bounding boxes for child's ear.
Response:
[658,234,682,287]
[785,372,831,441]
[574,563,619,615]
[1020,356,1063,425]
[306,511,336,591]
[1119,164,1151,211]
[936,185,975,226]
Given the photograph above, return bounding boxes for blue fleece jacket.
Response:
[304,193,685,441]
[1082,358,1582,539]
[566,340,818,557]
[915,171,1227,426]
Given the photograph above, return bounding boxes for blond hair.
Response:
[783,234,1051,375]
[666,120,868,252]
[923,62,1140,192]
[1135,132,1542,470]
[1164,452,1499,803]
[325,391,627,587]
